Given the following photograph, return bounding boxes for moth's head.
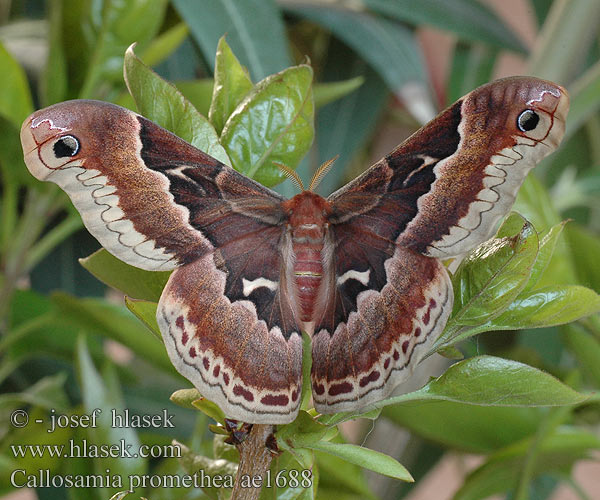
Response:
[20,100,133,181]
[283,191,332,227]
[465,76,569,152]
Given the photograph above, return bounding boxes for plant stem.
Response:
[231,424,275,500]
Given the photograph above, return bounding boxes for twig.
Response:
[231,423,275,500]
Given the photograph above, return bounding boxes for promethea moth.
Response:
[21,77,568,424]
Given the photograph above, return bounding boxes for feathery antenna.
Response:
[308,155,338,192]
[274,162,305,191]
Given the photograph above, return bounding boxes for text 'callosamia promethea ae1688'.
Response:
[21,77,569,424]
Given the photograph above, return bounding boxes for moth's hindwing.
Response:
[158,255,302,424]
[312,243,452,413]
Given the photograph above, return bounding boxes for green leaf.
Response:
[40,0,68,105]
[450,213,539,326]
[522,222,567,293]
[79,0,168,97]
[172,0,291,81]
[373,356,587,411]
[123,44,230,165]
[139,22,189,68]
[313,77,364,108]
[365,0,526,53]
[0,41,33,126]
[209,36,253,135]
[220,64,314,186]
[124,297,161,340]
[170,388,202,409]
[487,285,600,330]
[191,398,226,424]
[306,441,413,482]
[80,248,170,302]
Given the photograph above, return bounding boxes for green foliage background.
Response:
[1,1,600,500]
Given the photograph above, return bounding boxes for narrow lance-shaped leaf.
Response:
[123,44,230,165]
[306,441,413,482]
[0,42,33,126]
[172,0,291,81]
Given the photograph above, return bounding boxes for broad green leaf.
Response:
[369,356,587,413]
[124,45,230,165]
[287,5,425,94]
[450,213,539,326]
[365,0,526,53]
[306,441,413,482]
[80,248,170,302]
[41,0,67,105]
[52,292,174,374]
[454,428,600,500]
[76,337,146,492]
[172,0,291,81]
[522,222,567,293]
[209,36,253,135]
[313,77,364,108]
[139,22,189,68]
[487,285,600,331]
[384,403,542,454]
[418,356,587,407]
[220,64,314,186]
[79,0,168,97]
[124,297,161,340]
[0,41,33,126]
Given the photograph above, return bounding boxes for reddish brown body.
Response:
[283,192,332,323]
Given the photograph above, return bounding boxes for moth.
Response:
[21,77,568,424]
